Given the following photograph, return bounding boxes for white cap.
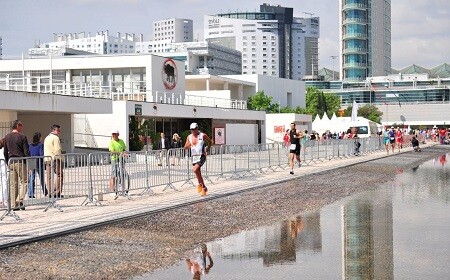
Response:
[112,130,119,134]
[190,123,198,129]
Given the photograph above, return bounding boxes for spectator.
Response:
[44,124,64,198]
[283,130,290,149]
[108,130,127,195]
[411,136,421,152]
[28,132,47,198]
[157,132,171,166]
[3,120,30,210]
[171,133,183,166]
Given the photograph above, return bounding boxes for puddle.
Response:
[137,155,450,279]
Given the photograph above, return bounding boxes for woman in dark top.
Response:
[28,132,47,198]
[171,133,183,165]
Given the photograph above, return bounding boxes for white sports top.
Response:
[188,133,205,156]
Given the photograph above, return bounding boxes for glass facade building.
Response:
[339,0,391,81]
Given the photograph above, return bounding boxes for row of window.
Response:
[243,53,277,58]
[243,41,277,46]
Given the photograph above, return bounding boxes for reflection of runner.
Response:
[185,243,213,280]
[184,123,212,196]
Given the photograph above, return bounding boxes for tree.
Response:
[343,104,383,123]
[248,90,280,113]
[129,116,144,151]
[305,87,341,118]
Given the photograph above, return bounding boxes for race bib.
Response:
[192,155,201,163]
[289,144,297,150]
[390,137,395,140]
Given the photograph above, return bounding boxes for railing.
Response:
[1,137,418,221]
[0,74,248,109]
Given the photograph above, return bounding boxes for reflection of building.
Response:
[342,196,393,280]
[212,211,322,266]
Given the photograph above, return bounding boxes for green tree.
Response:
[248,90,280,112]
[343,104,383,123]
[305,87,341,118]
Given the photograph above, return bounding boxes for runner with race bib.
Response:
[184,123,212,196]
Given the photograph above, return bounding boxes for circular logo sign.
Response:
[162,58,178,90]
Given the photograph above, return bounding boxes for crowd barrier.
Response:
[0,136,415,221]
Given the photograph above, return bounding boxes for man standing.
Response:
[288,122,302,175]
[3,120,30,210]
[158,132,171,166]
[184,123,212,196]
[109,130,127,194]
[44,124,64,198]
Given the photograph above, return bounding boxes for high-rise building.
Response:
[339,0,391,81]
[204,4,319,80]
[152,18,193,42]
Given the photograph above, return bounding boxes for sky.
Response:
[1,0,449,69]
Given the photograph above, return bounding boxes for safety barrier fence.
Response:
[0,136,415,221]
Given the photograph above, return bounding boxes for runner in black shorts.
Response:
[288,122,302,175]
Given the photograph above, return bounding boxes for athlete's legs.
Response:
[193,163,205,187]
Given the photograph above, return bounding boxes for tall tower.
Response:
[339,0,391,81]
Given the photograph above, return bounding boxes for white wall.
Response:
[225,123,258,145]
[18,113,73,153]
[265,113,312,143]
[225,74,306,108]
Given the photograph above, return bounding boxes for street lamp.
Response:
[330,55,338,80]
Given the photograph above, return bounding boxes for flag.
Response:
[351,100,358,122]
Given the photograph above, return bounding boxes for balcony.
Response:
[343,17,367,25]
[342,33,367,40]
[343,62,367,68]
[342,3,368,11]
[343,47,367,54]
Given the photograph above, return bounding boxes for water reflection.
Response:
[138,154,450,280]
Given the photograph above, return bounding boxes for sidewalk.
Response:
[0,143,436,249]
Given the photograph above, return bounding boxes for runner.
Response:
[388,127,396,154]
[383,127,390,155]
[288,122,302,175]
[184,123,212,196]
[395,127,403,152]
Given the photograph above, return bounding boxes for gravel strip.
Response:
[0,146,448,280]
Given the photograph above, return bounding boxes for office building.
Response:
[339,0,391,81]
[152,18,193,42]
[29,30,142,55]
[204,3,320,80]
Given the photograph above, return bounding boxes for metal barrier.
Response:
[1,136,422,222]
[0,159,7,213]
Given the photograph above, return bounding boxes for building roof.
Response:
[318,68,339,81]
[392,63,450,78]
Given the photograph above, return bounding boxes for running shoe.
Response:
[290,171,294,175]
[197,185,203,193]
[201,187,208,196]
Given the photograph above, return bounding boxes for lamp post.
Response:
[330,55,337,80]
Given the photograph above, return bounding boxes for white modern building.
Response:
[159,41,242,75]
[0,53,272,149]
[153,18,193,42]
[204,3,320,80]
[339,0,391,81]
[29,30,143,56]
[135,18,194,54]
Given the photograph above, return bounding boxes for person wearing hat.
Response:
[109,130,127,194]
[184,123,212,196]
